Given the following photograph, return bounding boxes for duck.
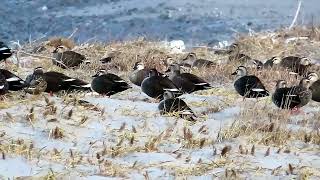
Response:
[129,62,150,86]
[264,56,282,68]
[231,66,269,98]
[0,73,9,95]
[272,78,312,109]
[24,75,47,95]
[306,72,320,102]
[160,56,176,71]
[251,56,282,70]
[0,41,12,63]
[166,63,212,93]
[280,56,311,75]
[0,69,25,91]
[180,52,215,68]
[158,91,196,121]
[141,68,181,99]
[250,59,264,69]
[25,67,91,93]
[52,46,88,68]
[228,43,252,63]
[91,69,131,96]
[99,57,112,64]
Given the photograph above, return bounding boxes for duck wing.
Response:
[193,59,215,68]
[235,76,269,97]
[180,73,212,89]
[0,69,25,90]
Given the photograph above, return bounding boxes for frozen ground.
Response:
[1,29,320,178]
[2,0,320,44]
[1,83,320,179]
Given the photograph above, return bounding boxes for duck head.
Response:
[275,80,287,89]
[299,78,311,88]
[52,45,68,53]
[161,56,174,66]
[163,91,175,99]
[271,56,282,64]
[229,43,240,53]
[183,52,197,62]
[300,57,311,66]
[166,57,174,65]
[133,61,145,70]
[231,66,247,76]
[148,69,160,77]
[92,69,107,77]
[251,59,263,69]
[307,72,319,83]
[166,63,181,73]
[33,67,45,75]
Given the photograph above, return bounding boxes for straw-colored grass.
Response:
[2,26,320,178]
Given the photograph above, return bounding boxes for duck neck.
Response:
[173,70,180,75]
[186,58,196,64]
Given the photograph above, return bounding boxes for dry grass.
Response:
[2,26,320,178]
[15,26,320,86]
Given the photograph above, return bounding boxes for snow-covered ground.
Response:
[1,83,320,179]
[2,30,320,178]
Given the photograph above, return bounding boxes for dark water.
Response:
[1,0,320,45]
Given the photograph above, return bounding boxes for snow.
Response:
[124,152,176,165]
[1,77,320,178]
[161,40,186,54]
[0,157,34,178]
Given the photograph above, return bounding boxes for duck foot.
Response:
[290,107,303,115]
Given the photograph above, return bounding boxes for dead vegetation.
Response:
[2,26,320,178]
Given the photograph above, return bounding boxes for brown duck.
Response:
[52,46,88,68]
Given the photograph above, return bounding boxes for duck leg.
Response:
[290,106,302,115]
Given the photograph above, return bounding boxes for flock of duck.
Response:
[0,41,320,120]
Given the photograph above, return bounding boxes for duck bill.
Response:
[250,60,258,65]
[165,69,170,73]
[52,48,58,53]
[92,73,99,77]
[180,66,189,70]
[231,71,237,75]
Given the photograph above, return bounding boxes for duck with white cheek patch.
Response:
[231,66,269,98]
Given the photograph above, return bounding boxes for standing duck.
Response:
[180,53,215,68]
[91,69,131,96]
[307,72,320,102]
[166,63,212,93]
[0,41,12,63]
[158,91,196,121]
[280,56,311,75]
[272,78,312,109]
[0,73,9,95]
[52,46,88,68]
[228,43,252,63]
[231,66,269,98]
[0,69,25,91]
[25,67,91,93]
[141,69,181,99]
[129,62,150,86]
